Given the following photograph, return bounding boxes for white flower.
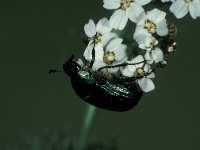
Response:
[134,8,168,44]
[139,36,164,64]
[170,0,200,19]
[83,18,117,61]
[121,55,155,92]
[92,38,128,72]
[161,0,175,2]
[103,0,152,30]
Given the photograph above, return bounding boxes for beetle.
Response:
[49,41,153,112]
[62,54,144,112]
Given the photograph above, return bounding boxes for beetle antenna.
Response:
[48,69,63,74]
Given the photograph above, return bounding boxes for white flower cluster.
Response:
[161,0,200,19]
[80,0,180,93]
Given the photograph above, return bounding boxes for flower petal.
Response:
[147,72,155,79]
[170,0,188,19]
[101,32,117,46]
[83,42,104,62]
[84,19,96,37]
[156,19,168,36]
[121,66,134,77]
[103,0,121,9]
[120,59,137,76]
[143,64,155,78]
[96,18,112,34]
[109,9,128,30]
[161,0,175,2]
[152,48,164,63]
[83,41,94,60]
[106,38,123,51]
[138,78,155,92]
[147,8,166,23]
[126,3,145,23]
[114,44,127,61]
[133,26,151,44]
[189,2,200,19]
[139,36,156,50]
[94,43,104,61]
[131,55,144,63]
[131,55,144,68]
[135,0,152,6]
[144,52,153,64]
[92,60,106,71]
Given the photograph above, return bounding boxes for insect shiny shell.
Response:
[63,56,143,112]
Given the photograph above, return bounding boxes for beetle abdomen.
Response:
[70,70,143,112]
[91,80,143,111]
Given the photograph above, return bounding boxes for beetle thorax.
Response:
[63,60,81,77]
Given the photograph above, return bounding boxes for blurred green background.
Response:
[0,0,200,149]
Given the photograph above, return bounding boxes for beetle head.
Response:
[63,55,81,77]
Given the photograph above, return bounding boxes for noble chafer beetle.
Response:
[49,42,154,112]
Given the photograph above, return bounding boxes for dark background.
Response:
[0,0,200,149]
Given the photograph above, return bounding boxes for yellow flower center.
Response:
[103,51,116,65]
[120,0,133,10]
[93,32,102,44]
[134,68,145,78]
[184,0,193,3]
[144,20,157,34]
[146,40,158,52]
[148,43,155,50]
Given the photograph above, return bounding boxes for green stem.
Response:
[77,104,97,150]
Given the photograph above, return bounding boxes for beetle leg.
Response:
[89,42,96,69]
[97,61,147,72]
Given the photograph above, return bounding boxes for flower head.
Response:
[103,0,152,30]
[169,0,200,19]
[121,55,155,92]
[134,8,168,44]
[83,18,117,61]
[139,36,164,64]
[91,38,128,72]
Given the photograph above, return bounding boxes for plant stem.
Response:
[77,104,97,150]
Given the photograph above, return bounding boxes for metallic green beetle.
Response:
[63,55,143,112]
